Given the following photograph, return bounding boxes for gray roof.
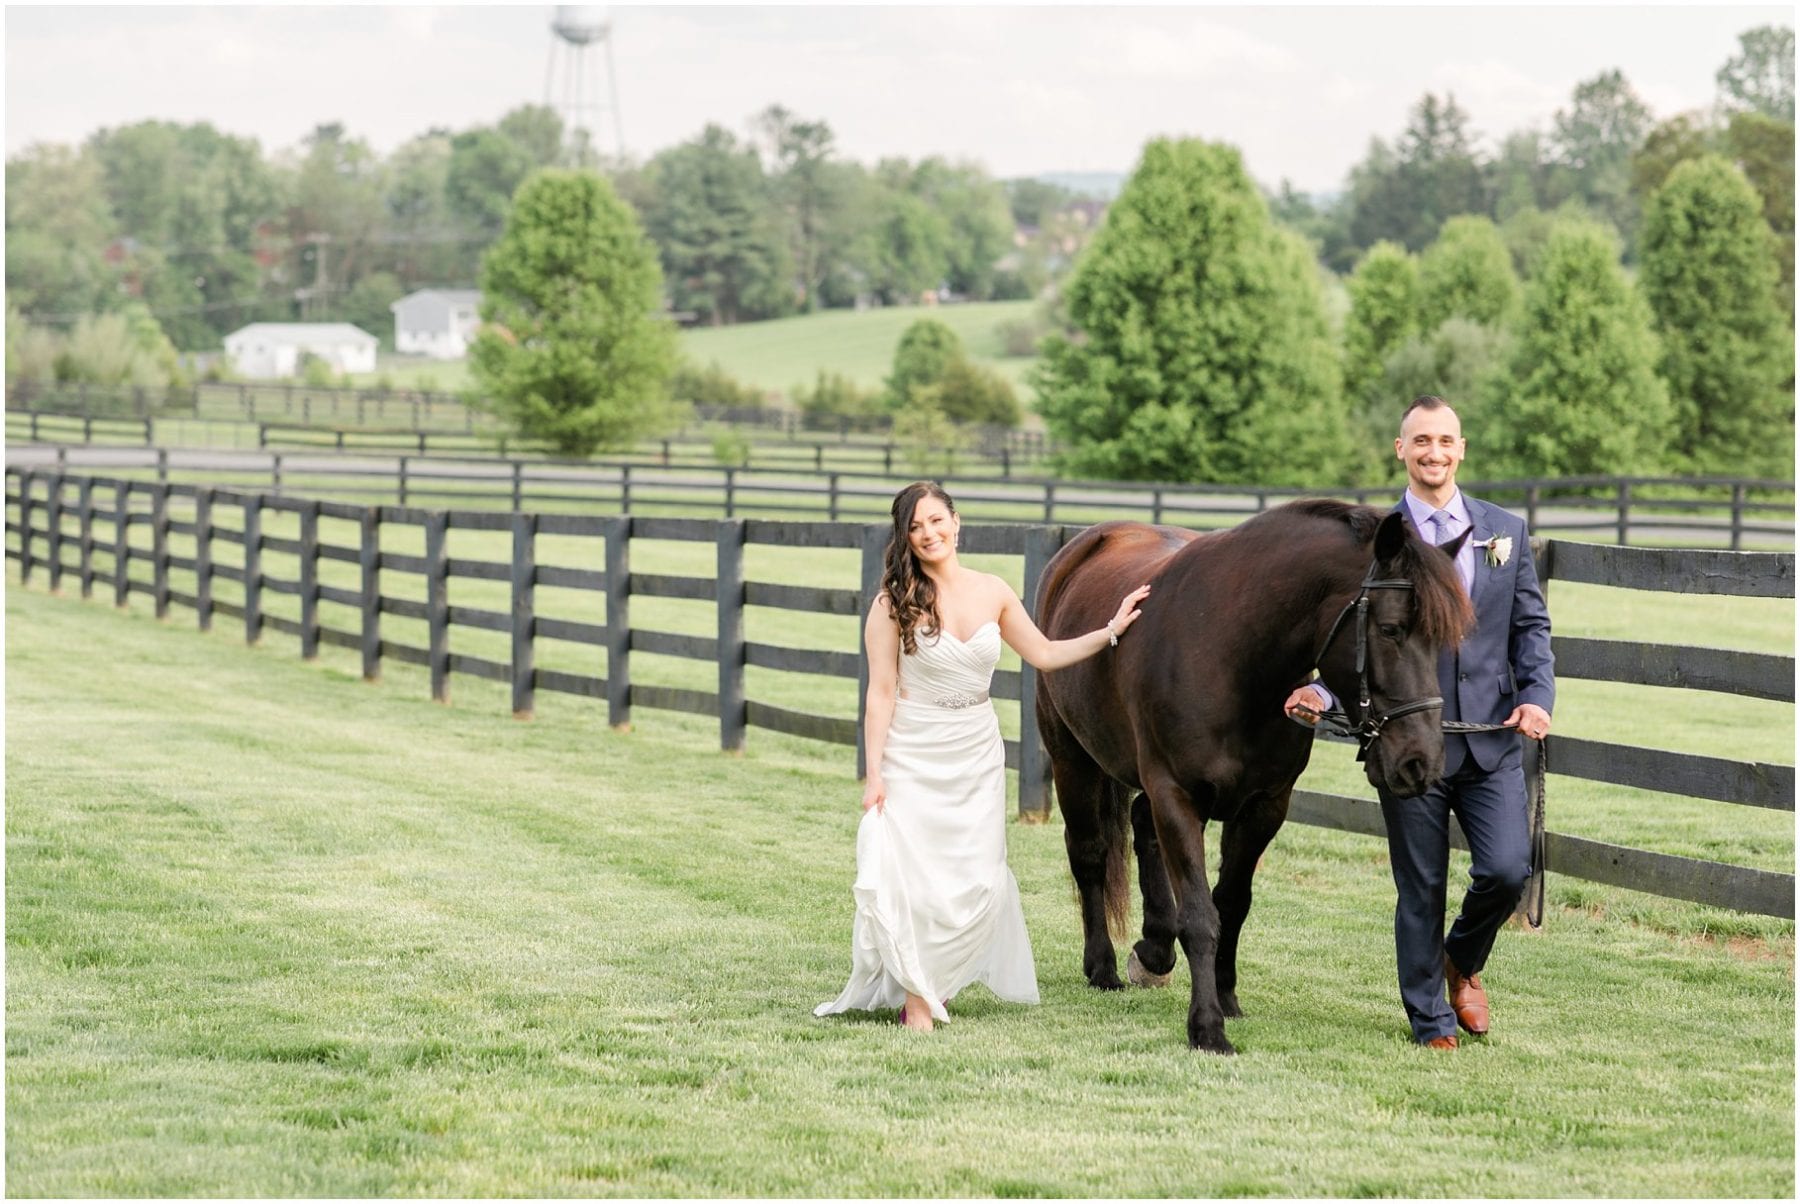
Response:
[225,322,377,345]
[393,288,482,308]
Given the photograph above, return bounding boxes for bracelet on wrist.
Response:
[1105,620,1119,647]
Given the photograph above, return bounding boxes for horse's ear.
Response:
[1439,525,1475,562]
[1374,511,1408,563]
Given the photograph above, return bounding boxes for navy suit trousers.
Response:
[1378,749,1532,1043]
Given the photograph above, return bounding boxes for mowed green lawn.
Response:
[350,299,1041,402]
[6,571,1794,1197]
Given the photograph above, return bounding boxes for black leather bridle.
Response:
[1301,568,1443,762]
[1293,562,1548,929]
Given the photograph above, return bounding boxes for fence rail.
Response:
[6,468,1792,918]
[9,441,1794,551]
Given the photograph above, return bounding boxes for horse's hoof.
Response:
[1188,1028,1237,1056]
[1127,949,1173,988]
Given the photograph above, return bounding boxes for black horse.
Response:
[1034,500,1473,1052]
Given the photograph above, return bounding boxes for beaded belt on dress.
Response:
[898,688,990,709]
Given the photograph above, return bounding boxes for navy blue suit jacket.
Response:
[1400,494,1555,774]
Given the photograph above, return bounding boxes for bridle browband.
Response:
[1303,567,1443,762]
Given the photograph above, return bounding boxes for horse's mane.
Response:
[1254,498,1474,647]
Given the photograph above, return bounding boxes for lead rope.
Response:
[1443,720,1548,929]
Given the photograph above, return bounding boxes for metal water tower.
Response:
[545,5,624,161]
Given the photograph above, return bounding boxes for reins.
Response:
[1293,565,1549,929]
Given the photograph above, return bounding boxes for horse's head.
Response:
[1316,510,1475,797]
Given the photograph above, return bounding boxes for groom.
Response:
[1286,395,1554,1049]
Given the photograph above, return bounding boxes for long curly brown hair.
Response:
[884,481,957,655]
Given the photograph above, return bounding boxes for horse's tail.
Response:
[1101,782,1133,942]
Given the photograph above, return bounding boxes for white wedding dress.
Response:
[815,620,1039,1024]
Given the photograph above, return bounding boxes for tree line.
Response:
[5,25,1792,485]
[4,101,1072,357]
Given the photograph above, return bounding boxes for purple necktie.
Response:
[1430,509,1473,594]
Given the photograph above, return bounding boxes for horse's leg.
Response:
[1128,791,1179,985]
[1212,790,1291,1019]
[1144,774,1232,1054]
[1049,751,1129,990]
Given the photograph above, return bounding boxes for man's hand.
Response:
[1504,703,1552,740]
[1284,684,1329,726]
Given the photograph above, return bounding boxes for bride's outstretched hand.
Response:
[1110,584,1152,638]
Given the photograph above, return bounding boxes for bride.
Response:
[816,481,1150,1033]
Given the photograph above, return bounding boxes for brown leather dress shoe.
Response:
[1422,1035,1458,1050]
[1445,955,1490,1035]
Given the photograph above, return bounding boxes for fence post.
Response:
[271,452,283,495]
[78,477,95,599]
[1152,488,1164,526]
[1616,481,1631,546]
[1525,484,1540,533]
[855,523,886,780]
[1018,524,1064,819]
[1000,448,1011,479]
[724,467,736,518]
[84,415,94,444]
[195,487,213,631]
[141,417,152,445]
[619,464,632,513]
[511,461,524,512]
[604,515,632,730]
[29,411,39,443]
[299,500,319,658]
[46,473,64,594]
[357,507,382,681]
[1043,482,1055,523]
[828,472,840,522]
[398,456,409,506]
[151,483,170,618]
[1730,483,1746,552]
[243,493,262,644]
[662,439,672,467]
[17,471,34,585]
[426,510,450,703]
[112,481,130,608]
[884,444,893,474]
[302,394,312,425]
[511,510,536,719]
[258,423,269,449]
[717,518,748,754]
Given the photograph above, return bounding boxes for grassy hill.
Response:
[357,300,1044,406]
[680,299,1040,398]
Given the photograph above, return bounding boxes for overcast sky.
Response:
[4,3,1788,193]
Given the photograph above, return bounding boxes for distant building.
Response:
[222,323,379,380]
[391,288,483,359]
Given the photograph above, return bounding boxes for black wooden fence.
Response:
[6,468,1793,919]
[15,442,1795,551]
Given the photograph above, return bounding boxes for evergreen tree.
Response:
[1638,155,1792,475]
[1342,241,1421,406]
[1418,215,1520,328]
[469,169,678,455]
[1478,219,1670,477]
[1033,138,1348,485]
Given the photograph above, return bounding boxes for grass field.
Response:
[6,578,1793,1196]
[345,299,1042,403]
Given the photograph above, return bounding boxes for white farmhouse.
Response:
[222,323,379,380]
[391,288,483,359]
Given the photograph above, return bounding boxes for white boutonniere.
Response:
[1478,536,1513,568]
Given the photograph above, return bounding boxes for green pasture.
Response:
[6,573,1794,1197]
[334,300,1041,401]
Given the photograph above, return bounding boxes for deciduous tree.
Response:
[468,169,678,455]
[1418,215,1519,328]
[1034,138,1349,485]
[1639,155,1792,475]
[1478,219,1670,477]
